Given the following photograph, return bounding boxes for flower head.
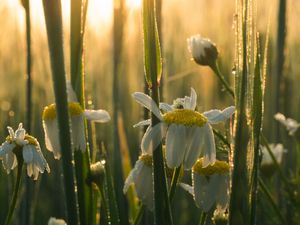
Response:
[133,88,234,169]
[0,123,50,180]
[42,84,110,159]
[181,158,230,212]
[260,143,286,177]
[274,113,299,136]
[187,35,218,66]
[48,217,67,225]
[123,154,154,210]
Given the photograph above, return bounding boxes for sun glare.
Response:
[126,0,142,9]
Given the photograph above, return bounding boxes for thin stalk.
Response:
[98,184,110,224]
[258,178,286,225]
[213,128,231,149]
[198,212,207,225]
[112,1,129,224]
[132,205,145,225]
[211,63,235,98]
[4,161,23,225]
[43,1,79,224]
[169,165,182,203]
[23,1,32,224]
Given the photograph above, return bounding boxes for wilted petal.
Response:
[0,142,15,159]
[202,124,216,167]
[204,106,235,124]
[184,127,204,169]
[43,120,61,159]
[193,173,215,212]
[166,124,187,168]
[180,183,194,196]
[132,92,162,120]
[84,109,111,123]
[22,145,34,163]
[71,115,86,151]
[141,123,166,154]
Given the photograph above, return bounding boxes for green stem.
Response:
[211,63,235,98]
[4,161,23,225]
[213,128,231,149]
[169,165,182,203]
[198,212,207,225]
[258,178,286,225]
[98,183,110,224]
[132,205,145,225]
[43,1,79,224]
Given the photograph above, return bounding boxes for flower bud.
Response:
[187,35,218,67]
[88,161,105,185]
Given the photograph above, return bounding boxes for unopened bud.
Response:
[88,161,105,185]
[187,35,218,67]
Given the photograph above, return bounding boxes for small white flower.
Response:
[133,88,235,169]
[274,113,299,136]
[187,34,218,66]
[42,84,110,159]
[181,158,230,212]
[0,123,50,180]
[123,154,154,210]
[48,217,67,225]
[261,143,286,166]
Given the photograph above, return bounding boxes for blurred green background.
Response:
[0,0,300,224]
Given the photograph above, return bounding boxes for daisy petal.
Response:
[190,88,197,110]
[132,92,162,120]
[0,142,15,158]
[66,81,78,102]
[84,110,111,123]
[203,106,235,124]
[202,124,216,167]
[133,119,151,128]
[216,174,230,209]
[184,127,204,169]
[141,123,166,154]
[159,102,173,112]
[23,145,34,163]
[180,183,194,195]
[166,124,187,168]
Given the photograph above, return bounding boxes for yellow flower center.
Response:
[193,158,230,176]
[6,134,38,146]
[139,154,153,167]
[43,102,83,120]
[162,109,208,127]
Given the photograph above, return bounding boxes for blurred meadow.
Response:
[1,0,300,224]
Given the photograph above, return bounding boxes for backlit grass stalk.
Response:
[143,0,173,224]
[70,1,94,224]
[229,0,250,224]
[20,0,32,224]
[43,1,79,224]
[112,1,129,224]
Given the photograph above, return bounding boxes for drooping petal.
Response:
[4,151,17,173]
[180,183,194,196]
[203,106,235,124]
[193,173,216,212]
[202,124,216,167]
[166,124,187,168]
[187,88,197,110]
[216,174,230,209]
[123,160,144,193]
[71,115,86,151]
[66,80,78,102]
[22,145,34,163]
[0,142,15,159]
[159,102,173,112]
[184,127,204,169]
[84,109,111,123]
[43,120,61,159]
[141,122,166,154]
[132,92,162,120]
[133,119,151,128]
[7,126,15,139]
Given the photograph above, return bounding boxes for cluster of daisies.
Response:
[124,87,235,213]
[0,83,110,181]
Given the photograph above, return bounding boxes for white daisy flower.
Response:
[133,88,235,169]
[48,217,67,225]
[187,34,218,66]
[181,158,230,212]
[0,123,50,180]
[123,154,154,210]
[42,102,110,159]
[274,113,299,136]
